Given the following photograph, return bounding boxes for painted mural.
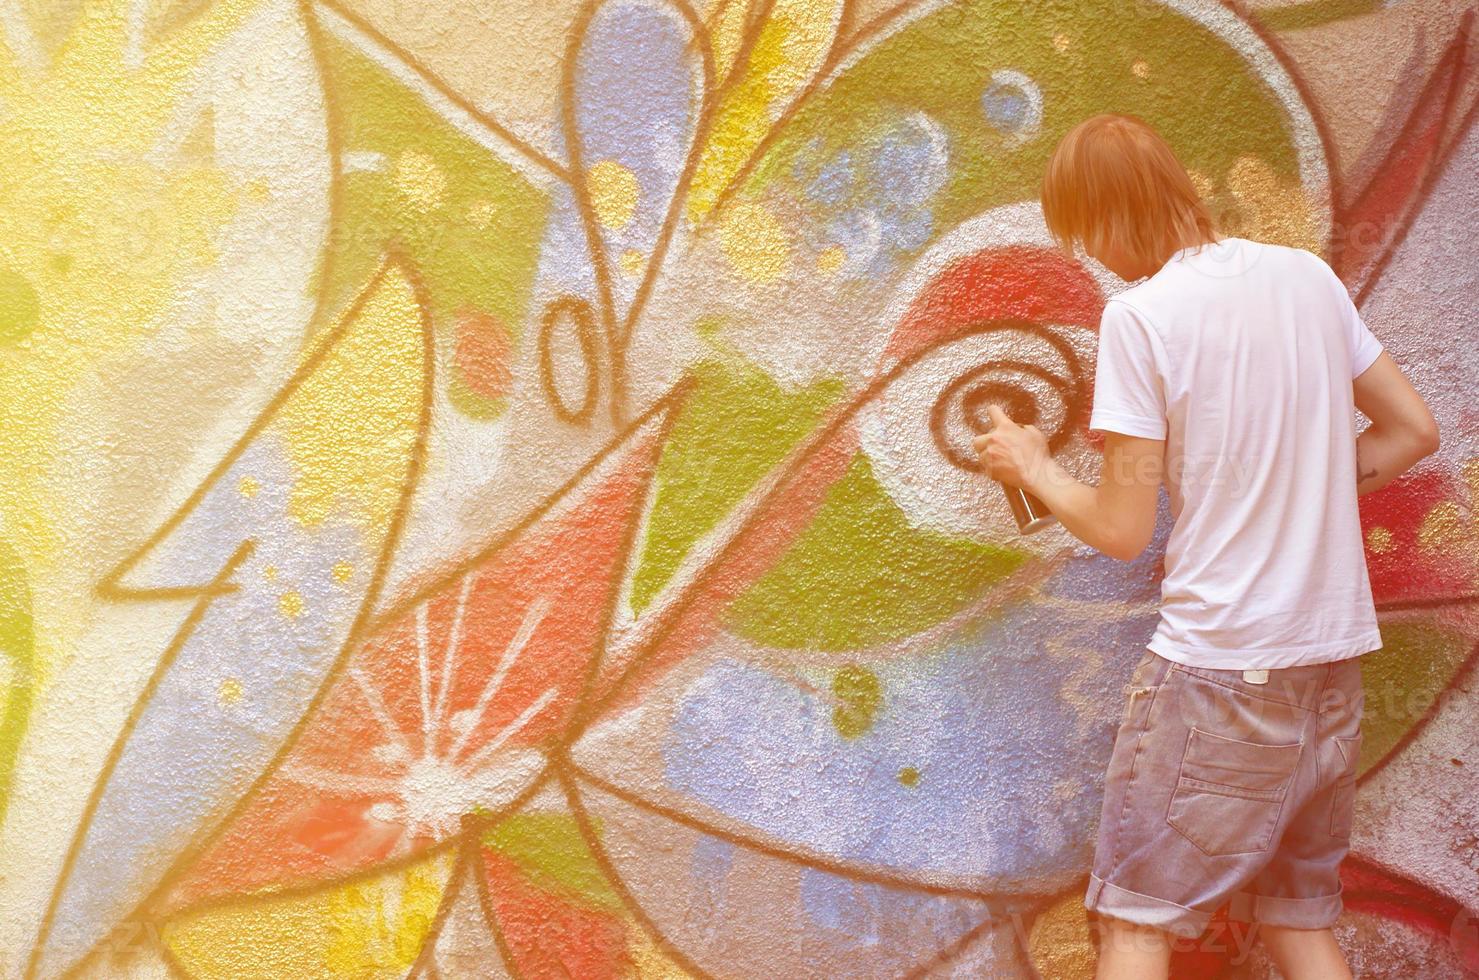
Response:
[0,0,1475,976]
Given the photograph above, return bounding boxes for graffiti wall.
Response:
[0,0,1475,976]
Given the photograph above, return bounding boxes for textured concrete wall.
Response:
[0,0,1475,976]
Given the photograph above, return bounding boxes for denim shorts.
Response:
[1084,649,1364,938]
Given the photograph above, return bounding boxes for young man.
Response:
[975,114,1439,980]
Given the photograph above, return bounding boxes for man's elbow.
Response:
[1099,528,1152,562]
[1413,415,1441,458]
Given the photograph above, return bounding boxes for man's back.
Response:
[1088,236,1383,668]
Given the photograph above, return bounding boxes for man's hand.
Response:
[972,404,1050,489]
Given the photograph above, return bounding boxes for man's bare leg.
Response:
[1259,925,1353,980]
[1094,917,1172,980]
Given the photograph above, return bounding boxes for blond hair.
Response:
[1041,113,1218,268]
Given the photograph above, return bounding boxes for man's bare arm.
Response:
[1025,432,1164,561]
[1351,352,1439,495]
[974,405,1163,561]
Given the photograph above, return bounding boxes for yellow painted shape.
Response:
[627,927,696,979]
[162,850,453,979]
[688,0,843,223]
[1366,525,1394,553]
[278,590,304,619]
[719,202,788,282]
[331,561,354,584]
[218,677,243,706]
[619,248,645,276]
[239,476,260,498]
[1223,155,1322,253]
[709,0,751,84]
[1417,500,1463,553]
[1028,893,1097,979]
[392,148,447,213]
[816,243,844,274]
[279,265,424,530]
[587,159,640,230]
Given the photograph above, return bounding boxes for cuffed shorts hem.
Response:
[1083,873,1212,940]
[1227,886,1344,929]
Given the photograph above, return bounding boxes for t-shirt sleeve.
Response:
[1309,249,1383,378]
[1088,300,1168,439]
[1344,292,1383,379]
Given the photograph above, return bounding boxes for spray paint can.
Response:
[999,482,1057,535]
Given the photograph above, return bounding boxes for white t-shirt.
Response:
[1088,236,1384,669]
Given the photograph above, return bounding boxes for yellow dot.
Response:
[1132,60,1150,79]
[219,678,243,706]
[587,160,640,230]
[394,149,447,212]
[817,244,845,275]
[1188,169,1216,201]
[238,476,259,498]
[619,249,644,276]
[719,203,789,284]
[279,590,305,619]
[1418,501,1463,552]
[898,766,920,787]
[1366,526,1394,554]
[468,200,496,229]
[262,564,278,583]
[332,562,354,584]
[1052,34,1070,53]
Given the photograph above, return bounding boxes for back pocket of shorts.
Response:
[1166,727,1303,857]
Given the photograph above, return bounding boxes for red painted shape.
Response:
[481,846,633,980]
[1341,854,1479,975]
[162,427,667,909]
[454,308,515,401]
[1358,468,1476,605]
[885,246,1105,369]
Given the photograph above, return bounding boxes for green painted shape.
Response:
[832,662,883,738]
[628,355,847,614]
[1358,621,1473,776]
[751,0,1305,245]
[724,453,1028,650]
[1255,0,1382,32]
[480,811,623,912]
[0,265,40,344]
[313,28,548,413]
[0,538,34,830]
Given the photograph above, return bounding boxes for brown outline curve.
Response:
[1346,11,1477,305]
[473,828,536,980]
[538,296,603,425]
[362,372,699,642]
[555,318,1083,746]
[552,755,718,979]
[563,752,1049,904]
[312,0,571,182]
[154,840,463,974]
[412,371,695,977]
[404,838,474,980]
[555,750,1037,978]
[153,366,697,976]
[559,0,720,428]
[25,247,438,980]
